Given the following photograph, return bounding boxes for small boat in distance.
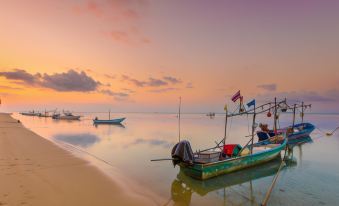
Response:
[52,111,81,120]
[206,112,215,118]
[93,110,125,124]
[20,110,41,116]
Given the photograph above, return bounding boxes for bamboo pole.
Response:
[223,107,228,148]
[261,159,286,206]
[301,101,304,124]
[273,97,277,134]
[292,104,296,128]
[250,107,256,154]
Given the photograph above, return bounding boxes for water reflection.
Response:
[54,133,100,148]
[93,123,125,128]
[126,138,176,149]
[170,155,299,206]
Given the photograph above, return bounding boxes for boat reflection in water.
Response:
[93,123,125,129]
[171,155,298,206]
[170,136,313,206]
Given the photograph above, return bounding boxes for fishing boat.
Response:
[172,136,286,180]
[38,109,56,117]
[169,97,287,180]
[93,118,125,124]
[257,102,315,145]
[20,110,41,116]
[52,111,81,120]
[92,110,125,124]
[206,112,215,118]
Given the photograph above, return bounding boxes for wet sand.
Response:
[0,113,156,206]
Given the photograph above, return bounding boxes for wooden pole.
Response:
[273,97,277,134]
[292,104,296,128]
[261,159,285,206]
[223,107,228,148]
[250,107,256,154]
[178,97,181,142]
[301,101,304,124]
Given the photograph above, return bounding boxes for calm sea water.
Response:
[12,112,339,205]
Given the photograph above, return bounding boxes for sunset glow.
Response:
[1,0,339,112]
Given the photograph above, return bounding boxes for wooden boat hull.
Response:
[93,118,125,124]
[174,156,286,196]
[52,115,81,120]
[179,139,287,180]
[287,123,315,144]
[20,112,40,116]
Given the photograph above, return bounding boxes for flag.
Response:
[224,104,227,111]
[231,90,241,102]
[247,99,256,108]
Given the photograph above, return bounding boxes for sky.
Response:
[0,0,339,113]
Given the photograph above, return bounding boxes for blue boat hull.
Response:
[287,123,315,144]
[93,118,125,124]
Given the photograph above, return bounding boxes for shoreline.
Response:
[0,113,158,206]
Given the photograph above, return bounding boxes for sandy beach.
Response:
[0,113,156,206]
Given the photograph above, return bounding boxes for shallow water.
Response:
[12,112,339,205]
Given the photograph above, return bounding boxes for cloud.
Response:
[100,89,129,98]
[186,82,194,89]
[0,69,100,92]
[0,85,23,90]
[109,30,130,44]
[257,90,336,103]
[0,69,40,84]
[104,74,116,79]
[74,0,150,45]
[147,78,168,87]
[163,76,182,84]
[122,75,184,87]
[122,74,146,87]
[257,84,277,92]
[41,70,100,92]
[149,88,178,93]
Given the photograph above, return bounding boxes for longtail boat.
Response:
[93,118,125,124]
[92,109,125,124]
[170,97,288,180]
[173,137,287,180]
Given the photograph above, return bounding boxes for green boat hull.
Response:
[179,139,287,180]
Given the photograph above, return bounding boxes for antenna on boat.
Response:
[109,109,111,120]
[178,96,181,142]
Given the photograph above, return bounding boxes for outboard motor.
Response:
[171,140,194,166]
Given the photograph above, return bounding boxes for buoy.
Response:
[267,111,272,117]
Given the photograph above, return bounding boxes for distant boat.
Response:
[38,109,55,117]
[52,111,81,120]
[93,118,125,124]
[20,110,41,116]
[93,109,125,124]
[206,112,215,118]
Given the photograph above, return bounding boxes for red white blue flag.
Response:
[231,90,241,102]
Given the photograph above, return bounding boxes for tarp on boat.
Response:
[171,140,194,167]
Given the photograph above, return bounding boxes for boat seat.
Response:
[257,132,270,141]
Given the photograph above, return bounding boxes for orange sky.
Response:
[1,0,339,112]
